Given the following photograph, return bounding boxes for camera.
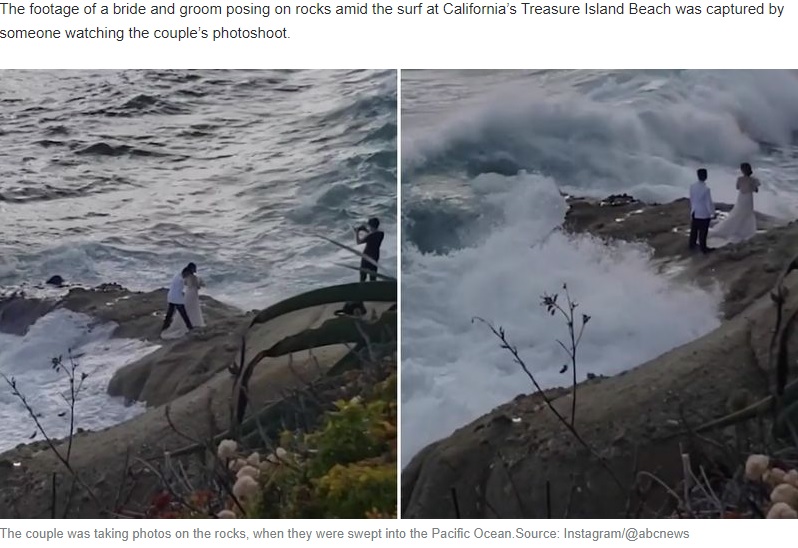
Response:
[355,224,367,232]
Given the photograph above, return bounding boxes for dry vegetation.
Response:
[471,259,798,519]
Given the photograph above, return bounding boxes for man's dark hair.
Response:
[741,162,753,176]
[697,168,708,181]
[187,262,197,273]
[367,217,380,229]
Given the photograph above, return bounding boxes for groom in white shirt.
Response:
[161,262,196,333]
[689,168,715,254]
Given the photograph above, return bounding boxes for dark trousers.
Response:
[360,258,378,282]
[162,302,193,331]
[689,215,711,251]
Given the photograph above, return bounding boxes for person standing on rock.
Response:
[689,168,715,254]
[161,263,196,334]
[709,162,761,244]
[354,217,384,282]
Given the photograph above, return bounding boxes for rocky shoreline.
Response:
[402,195,798,518]
[0,280,397,518]
[1,283,253,409]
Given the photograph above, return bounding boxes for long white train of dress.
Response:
[709,190,756,244]
[184,285,205,328]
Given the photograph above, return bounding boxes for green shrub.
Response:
[313,461,396,518]
[305,396,393,477]
[244,366,397,519]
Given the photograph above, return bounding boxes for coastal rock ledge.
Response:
[0,284,248,407]
[402,196,798,519]
[0,281,396,518]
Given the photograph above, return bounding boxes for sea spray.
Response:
[402,70,798,219]
[401,172,722,466]
[0,310,157,452]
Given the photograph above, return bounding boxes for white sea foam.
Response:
[403,70,798,219]
[0,309,158,453]
[400,172,722,467]
[401,71,798,467]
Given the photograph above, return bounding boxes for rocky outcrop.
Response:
[105,313,251,407]
[1,283,249,407]
[59,284,243,342]
[402,196,798,519]
[563,196,780,261]
[1,283,243,340]
[0,279,397,518]
[0,295,57,335]
[564,196,789,317]
[0,342,354,518]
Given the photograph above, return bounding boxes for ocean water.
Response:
[0,69,396,451]
[0,310,158,453]
[401,70,798,467]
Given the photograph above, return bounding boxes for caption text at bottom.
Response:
[1,526,691,543]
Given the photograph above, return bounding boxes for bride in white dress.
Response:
[161,271,205,339]
[709,162,761,244]
[184,272,205,327]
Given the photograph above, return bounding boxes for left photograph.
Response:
[0,70,397,519]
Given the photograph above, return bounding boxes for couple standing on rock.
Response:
[689,162,762,254]
[154,216,383,340]
[160,262,205,339]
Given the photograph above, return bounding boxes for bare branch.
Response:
[472,316,625,493]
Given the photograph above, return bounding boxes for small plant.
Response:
[475,285,625,501]
[0,350,101,517]
[643,254,798,519]
[130,234,397,520]
[50,353,90,463]
[305,397,394,477]
[255,369,397,519]
[652,447,798,519]
[151,363,398,520]
[541,283,591,427]
[313,461,396,518]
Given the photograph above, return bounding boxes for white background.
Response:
[0,1,792,68]
[2,519,798,544]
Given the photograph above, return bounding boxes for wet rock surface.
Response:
[402,196,798,519]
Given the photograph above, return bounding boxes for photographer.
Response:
[354,217,384,282]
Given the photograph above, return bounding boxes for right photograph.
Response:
[400,70,798,519]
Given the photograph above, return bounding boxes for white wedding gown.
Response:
[184,282,205,328]
[709,189,756,244]
[161,277,205,340]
